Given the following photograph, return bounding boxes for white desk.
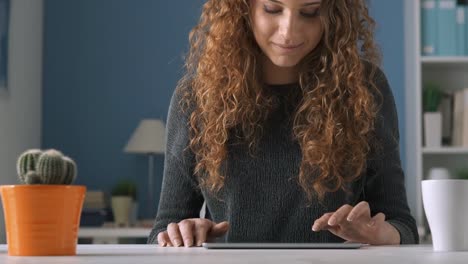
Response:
[78,227,152,244]
[1,244,467,264]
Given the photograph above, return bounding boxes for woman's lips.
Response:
[272,42,304,52]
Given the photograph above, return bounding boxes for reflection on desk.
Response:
[1,244,468,264]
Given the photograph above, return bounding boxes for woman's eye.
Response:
[301,9,320,18]
[263,4,281,14]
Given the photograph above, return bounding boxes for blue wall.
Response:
[42,0,406,219]
[42,0,205,219]
[368,0,406,169]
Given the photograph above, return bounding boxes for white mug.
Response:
[427,167,451,180]
[422,179,468,251]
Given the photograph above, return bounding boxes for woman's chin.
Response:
[270,59,300,68]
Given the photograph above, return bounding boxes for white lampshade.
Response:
[124,119,166,154]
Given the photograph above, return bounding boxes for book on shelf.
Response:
[440,92,454,145]
[451,88,468,146]
[466,0,468,55]
[456,0,467,55]
[422,0,438,55]
[438,0,457,55]
[421,0,468,56]
[81,190,110,227]
[83,190,108,209]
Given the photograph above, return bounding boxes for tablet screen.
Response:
[202,242,363,249]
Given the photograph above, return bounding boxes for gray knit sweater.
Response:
[148,67,419,245]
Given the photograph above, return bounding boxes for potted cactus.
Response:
[456,168,468,180]
[0,149,86,256]
[111,180,137,227]
[423,83,443,147]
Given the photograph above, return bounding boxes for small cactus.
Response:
[24,171,42,184]
[62,156,77,184]
[16,149,42,183]
[16,149,77,185]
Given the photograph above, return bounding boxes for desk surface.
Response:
[0,244,467,264]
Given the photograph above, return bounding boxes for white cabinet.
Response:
[78,227,152,244]
[404,0,468,242]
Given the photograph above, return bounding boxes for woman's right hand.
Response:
[157,218,229,247]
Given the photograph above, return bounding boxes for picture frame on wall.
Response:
[0,0,10,91]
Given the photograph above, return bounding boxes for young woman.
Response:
[148,0,418,247]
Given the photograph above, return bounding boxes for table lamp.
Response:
[124,119,166,219]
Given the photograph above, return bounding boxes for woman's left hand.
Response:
[311,201,400,245]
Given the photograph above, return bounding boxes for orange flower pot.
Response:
[0,185,86,256]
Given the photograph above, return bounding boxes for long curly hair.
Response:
[179,0,382,201]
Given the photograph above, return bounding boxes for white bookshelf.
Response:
[421,56,468,63]
[404,1,468,241]
[422,147,468,154]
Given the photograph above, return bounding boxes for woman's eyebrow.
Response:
[302,1,321,7]
[269,0,321,7]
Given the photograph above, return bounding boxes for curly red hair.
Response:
[179,0,382,201]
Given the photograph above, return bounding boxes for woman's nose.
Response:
[278,14,297,44]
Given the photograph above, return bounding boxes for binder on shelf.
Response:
[422,0,438,55]
[438,0,457,56]
[456,0,466,55]
[465,0,468,55]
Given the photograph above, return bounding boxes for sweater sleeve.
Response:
[147,87,204,244]
[364,67,419,245]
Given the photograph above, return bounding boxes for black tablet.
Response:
[202,242,363,249]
